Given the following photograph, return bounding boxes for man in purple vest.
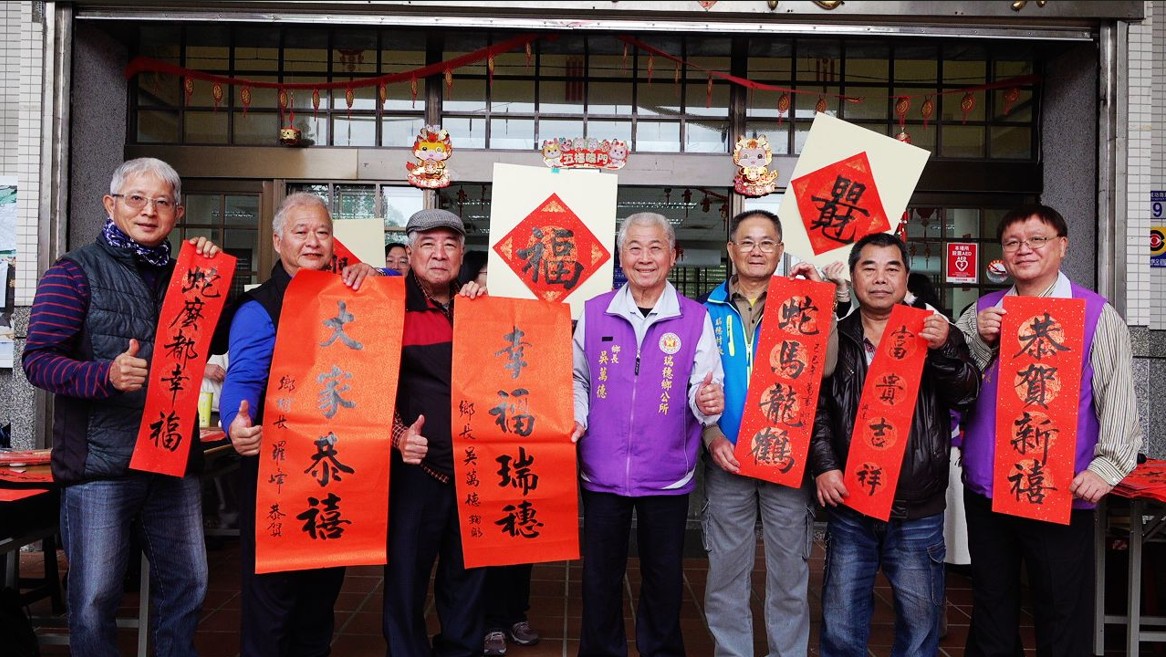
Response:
[570,212,725,657]
[954,204,1142,657]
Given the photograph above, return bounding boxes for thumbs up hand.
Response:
[109,339,149,392]
[696,370,724,417]
[400,414,429,465]
[229,399,263,457]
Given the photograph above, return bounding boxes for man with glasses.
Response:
[23,158,218,657]
[955,204,1142,657]
[701,209,842,657]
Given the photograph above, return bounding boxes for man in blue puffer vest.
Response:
[24,158,219,657]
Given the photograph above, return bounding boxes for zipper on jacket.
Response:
[627,346,641,491]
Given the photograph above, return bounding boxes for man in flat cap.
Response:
[382,208,488,657]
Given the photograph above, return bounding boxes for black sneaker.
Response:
[508,621,540,646]
[483,630,508,656]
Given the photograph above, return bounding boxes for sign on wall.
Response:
[945,242,979,284]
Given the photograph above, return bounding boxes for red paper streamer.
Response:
[733,277,835,487]
[991,296,1086,525]
[841,304,930,521]
[130,242,236,477]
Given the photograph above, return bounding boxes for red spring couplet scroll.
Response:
[326,238,362,273]
[841,304,930,521]
[733,276,835,487]
[451,296,579,569]
[255,270,405,574]
[991,296,1085,525]
[130,242,236,476]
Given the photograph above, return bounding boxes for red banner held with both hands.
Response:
[842,304,930,521]
[451,297,580,569]
[733,276,835,487]
[255,270,405,574]
[991,296,1086,525]
[130,242,236,477]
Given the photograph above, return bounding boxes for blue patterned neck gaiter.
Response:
[100,216,172,268]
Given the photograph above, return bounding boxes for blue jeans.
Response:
[61,474,208,657]
[820,507,945,657]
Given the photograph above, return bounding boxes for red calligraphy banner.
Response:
[451,297,579,568]
[842,304,930,521]
[991,296,1085,525]
[130,243,236,476]
[326,238,362,273]
[733,277,835,487]
[255,270,405,574]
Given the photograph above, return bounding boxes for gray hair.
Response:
[109,157,182,202]
[617,212,675,251]
[273,193,330,236]
[404,229,466,249]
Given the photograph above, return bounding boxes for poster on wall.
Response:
[945,242,979,284]
[778,114,930,272]
[0,176,15,370]
[487,164,618,319]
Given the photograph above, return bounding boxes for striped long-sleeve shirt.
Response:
[954,272,1143,486]
[22,259,117,399]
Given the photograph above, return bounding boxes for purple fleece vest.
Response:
[580,290,707,497]
[962,282,1106,509]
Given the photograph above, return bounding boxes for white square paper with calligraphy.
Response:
[488,163,618,319]
[778,114,930,271]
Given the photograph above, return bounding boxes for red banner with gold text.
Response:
[451,297,579,568]
[733,277,835,487]
[841,304,930,521]
[131,242,236,476]
[991,296,1085,525]
[255,270,404,574]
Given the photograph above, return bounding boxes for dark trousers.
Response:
[964,490,1095,657]
[238,457,346,657]
[382,462,486,657]
[579,490,689,657]
[484,564,533,631]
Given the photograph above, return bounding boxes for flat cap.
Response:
[405,208,465,236]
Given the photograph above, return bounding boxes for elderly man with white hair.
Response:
[571,212,725,657]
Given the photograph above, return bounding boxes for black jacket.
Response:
[809,307,980,520]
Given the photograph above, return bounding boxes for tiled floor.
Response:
[19,532,1141,657]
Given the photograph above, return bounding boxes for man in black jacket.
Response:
[809,232,979,657]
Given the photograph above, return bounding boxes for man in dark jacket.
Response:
[383,208,487,657]
[23,157,219,657]
[809,232,979,657]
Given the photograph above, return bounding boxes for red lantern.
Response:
[706,76,714,109]
[311,88,321,120]
[488,55,495,87]
[410,77,418,107]
[212,82,223,110]
[647,54,654,83]
[777,92,791,124]
[815,95,828,114]
[894,96,910,126]
[895,129,912,144]
[345,87,355,117]
[1003,87,1020,116]
[183,77,194,105]
[960,91,975,124]
[240,86,252,115]
[921,95,935,128]
[379,83,387,109]
[444,68,453,90]
[278,88,288,111]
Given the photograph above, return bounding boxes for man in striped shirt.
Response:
[955,204,1143,657]
[23,157,219,657]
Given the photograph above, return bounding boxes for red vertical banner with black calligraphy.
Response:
[991,296,1085,525]
[841,304,930,521]
[326,238,362,273]
[131,242,236,476]
[451,297,579,568]
[254,270,405,574]
[733,277,835,487]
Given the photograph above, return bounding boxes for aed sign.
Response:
[946,242,979,284]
